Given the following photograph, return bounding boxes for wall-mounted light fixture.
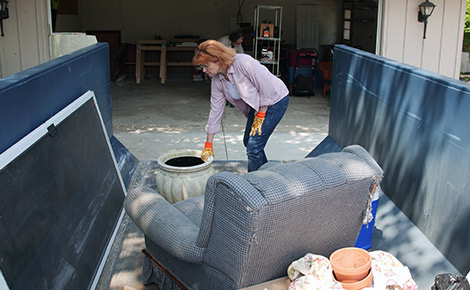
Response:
[418,0,436,39]
[0,0,9,37]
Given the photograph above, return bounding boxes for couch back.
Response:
[198,145,383,287]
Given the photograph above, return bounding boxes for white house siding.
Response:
[0,0,51,78]
[379,0,466,79]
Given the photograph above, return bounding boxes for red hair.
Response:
[192,40,236,70]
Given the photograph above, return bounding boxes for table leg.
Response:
[160,47,167,84]
[136,45,142,84]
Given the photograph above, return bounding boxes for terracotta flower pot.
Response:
[330,247,371,282]
[334,268,373,290]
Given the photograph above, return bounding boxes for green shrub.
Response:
[466,1,470,33]
[464,34,470,52]
[464,1,470,51]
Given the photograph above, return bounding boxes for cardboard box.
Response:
[259,23,274,38]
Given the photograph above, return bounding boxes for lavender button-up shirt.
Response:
[205,53,289,134]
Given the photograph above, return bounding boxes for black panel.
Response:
[0,97,125,289]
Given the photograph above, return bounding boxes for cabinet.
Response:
[253,5,283,77]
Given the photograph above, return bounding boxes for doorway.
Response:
[296,5,319,50]
[341,0,379,54]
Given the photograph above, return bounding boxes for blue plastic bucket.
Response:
[354,188,381,250]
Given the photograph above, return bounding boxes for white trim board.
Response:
[0,270,8,290]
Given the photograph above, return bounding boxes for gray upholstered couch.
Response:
[125,145,383,289]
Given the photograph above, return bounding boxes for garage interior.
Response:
[53,0,378,84]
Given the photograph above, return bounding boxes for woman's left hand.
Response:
[250,112,266,136]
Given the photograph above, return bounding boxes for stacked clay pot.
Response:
[330,247,373,290]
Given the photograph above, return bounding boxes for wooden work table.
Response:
[135,40,197,84]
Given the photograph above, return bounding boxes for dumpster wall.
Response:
[329,44,470,274]
[0,43,111,152]
[0,43,137,187]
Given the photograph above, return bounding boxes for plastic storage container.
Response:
[354,187,381,249]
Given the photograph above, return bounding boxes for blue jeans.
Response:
[243,95,289,172]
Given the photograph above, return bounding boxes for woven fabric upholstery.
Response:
[196,171,266,248]
[343,144,383,177]
[142,257,182,290]
[125,145,383,290]
[174,195,205,226]
[244,158,346,203]
[124,186,204,263]
[143,237,238,289]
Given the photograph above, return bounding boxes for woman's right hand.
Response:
[201,141,214,162]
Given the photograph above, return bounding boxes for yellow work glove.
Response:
[249,112,266,136]
[201,141,214,162]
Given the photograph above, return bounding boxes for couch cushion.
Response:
[174,194,205,227]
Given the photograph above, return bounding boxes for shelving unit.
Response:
[134,39,197,84]
[253,5,283,77]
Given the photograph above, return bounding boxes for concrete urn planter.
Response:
[156,149,215,203]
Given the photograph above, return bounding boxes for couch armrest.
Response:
[343,145,384,178]
[196,172,266,248]
[124,186,204,263]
